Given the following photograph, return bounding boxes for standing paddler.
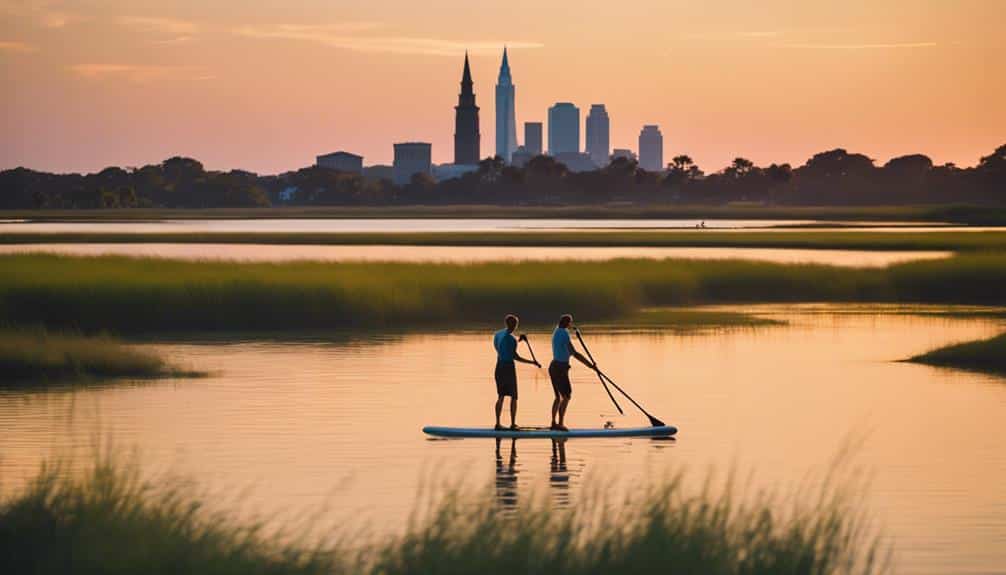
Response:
[493,314,541,430]
[549,314,596,431]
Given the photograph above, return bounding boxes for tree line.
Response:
[1,144,1003,209]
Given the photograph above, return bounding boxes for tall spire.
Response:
[498,46,512,85]
[462,51,473,88]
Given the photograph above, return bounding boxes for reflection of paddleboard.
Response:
[423,425,677,439]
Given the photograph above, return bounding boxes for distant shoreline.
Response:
[3,204,1006,224]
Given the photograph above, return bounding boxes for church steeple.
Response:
[454,51,480,165]
[461,51,473,89]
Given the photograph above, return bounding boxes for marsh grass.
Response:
[908,332,1006,376]
[0,453,885,575]
[2,253,1004,333]
[0,327,198,384]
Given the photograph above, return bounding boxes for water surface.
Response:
[0,243,953,267]
[1,306,1004,574]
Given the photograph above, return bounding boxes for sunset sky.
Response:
[1,0,1003,174]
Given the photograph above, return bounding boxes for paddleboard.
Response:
[423,425,677,439]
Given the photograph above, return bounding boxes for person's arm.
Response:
[567,342,595,369]
[514,353,539,367]
[511,336,541,367]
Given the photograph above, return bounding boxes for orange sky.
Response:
[1,0,1003,174]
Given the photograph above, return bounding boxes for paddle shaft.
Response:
[573,328,623,415]
[521,337,540,366]
[596,369,665,426]
[575,327,666,427]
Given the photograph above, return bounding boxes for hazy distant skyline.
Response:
[1,0,1003,174]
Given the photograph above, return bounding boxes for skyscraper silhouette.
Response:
[454,53,480,165]
[495,47,517,163]
[585,104,610,168]
[639,125,663,171]
[548,103,580,155]
[524,122,543,156]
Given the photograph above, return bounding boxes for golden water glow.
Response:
[1,0,1003,173]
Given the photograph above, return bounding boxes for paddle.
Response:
[573,327,623,415]
[518,334,542,368]
[574,327,667,428]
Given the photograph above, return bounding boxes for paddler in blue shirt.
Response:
[493,314,541,430]
[549,314,596,431]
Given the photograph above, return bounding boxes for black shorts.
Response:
[495,361,517,399]
[549,360,572,398]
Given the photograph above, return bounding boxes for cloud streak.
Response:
[0,40,38,53]
[234,23,543,56]
[0,1,84,29]
[779,41,940,50]
[69,63,208,83]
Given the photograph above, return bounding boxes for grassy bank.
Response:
[1,253,1004,333]
[5,203,1004,224]
[908,332,1006,376]
[0,455,883,574]
[0,328,195,384]
[3,230,1006,251]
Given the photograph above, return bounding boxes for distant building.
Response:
[362,165,393,182]
[433,163,479,182]
[555,151,597,173]
[638,125,664,172]
[511,146,533,168]
[495,47,518,163]
[585,105,610,168]
[611,148,636,162]
[315,151,363,174]
[393,142,432,185]
[524,122,543,156]
[454,53,480,165]
[548,103,580,155]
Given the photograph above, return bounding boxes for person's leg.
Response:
[551,395,561,427]
[557,395,570,428]
[495,395,504,428]
[509,397,518,428]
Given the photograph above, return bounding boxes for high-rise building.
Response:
[315,151,363,174]
[548,103,580,155]
[585,104,610,168]
[638,125,664,171]
[453,53,480,165]
[524,122,543,156]
[495,47,517,163]
[393,142,432,185]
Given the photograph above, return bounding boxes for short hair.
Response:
[558,314,573,327]
[504,314,519,328]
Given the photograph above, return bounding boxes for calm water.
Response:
[0,217,978,234]
[0,243,953,267]
[1,306,1005,574]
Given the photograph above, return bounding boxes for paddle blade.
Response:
[648,415,667,427]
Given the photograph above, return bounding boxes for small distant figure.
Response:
[493,314,540,430]
[700,220,707,229]
[549,314,596,431]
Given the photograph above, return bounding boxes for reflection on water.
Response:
[1,307,1005,573]
[0,243,952,267]
[495,438,519,509]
